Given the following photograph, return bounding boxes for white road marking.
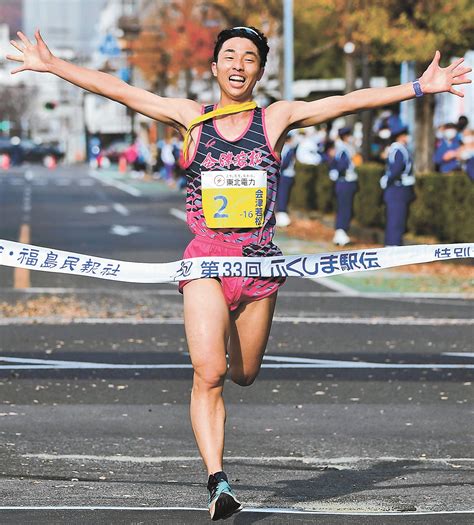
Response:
[0,316,471,326]
[110,225,143,236]
[21,453,474,465]
[169,207,187,222]
[83,205,109,214]
[88,170,142,197]
[0,355,472,370]
[112,203,130,216]
[443,352,474,358]
[0,506,471,516]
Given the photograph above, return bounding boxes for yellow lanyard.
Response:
[182,101,257,162]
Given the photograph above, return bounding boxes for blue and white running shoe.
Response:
[207,471,242,521]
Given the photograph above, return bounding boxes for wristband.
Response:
[412,79,424,97]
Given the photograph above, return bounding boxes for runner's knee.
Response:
[193,363,227,389]
[229,369,258,387]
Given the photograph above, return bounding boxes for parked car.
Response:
[0,137,64,165]
[21,139,65,164]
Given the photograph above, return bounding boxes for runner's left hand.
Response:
[419,51,472,97]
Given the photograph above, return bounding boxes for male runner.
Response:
[6,25,471,521]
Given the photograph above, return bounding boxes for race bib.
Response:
[201,170,267,228]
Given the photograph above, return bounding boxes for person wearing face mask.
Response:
[433,122,462,173]
[328,126,359,245]
[380,125,415,246]
[459,128,474,181]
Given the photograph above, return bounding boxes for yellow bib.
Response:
[202,170,267,228]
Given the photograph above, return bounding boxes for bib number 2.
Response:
[213,195,229,219]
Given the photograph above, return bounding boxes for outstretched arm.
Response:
[5,30,201,131]
[272,51,471,129]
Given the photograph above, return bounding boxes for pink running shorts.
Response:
[178,236,285,311]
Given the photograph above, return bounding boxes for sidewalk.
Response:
[275,214,473,296]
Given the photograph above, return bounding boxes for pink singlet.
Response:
[179,105,285,311]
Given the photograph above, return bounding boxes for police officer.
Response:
[328,126,358,245]
[380,125,415,246]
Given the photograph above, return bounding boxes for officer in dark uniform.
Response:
[380,125,415,246]
[328,126,358,245]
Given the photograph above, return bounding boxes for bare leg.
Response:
[183,279,230,475]
[228,292,278,386]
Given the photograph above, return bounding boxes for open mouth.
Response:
[229,75,246,86]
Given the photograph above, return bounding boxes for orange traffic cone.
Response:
[1,154,10,170]
[44,155,57,169]
[118,155,127,173]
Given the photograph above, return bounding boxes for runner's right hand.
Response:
[6,30,54,74]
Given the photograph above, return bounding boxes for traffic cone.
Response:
[118,155,127,173]
[1,154,10,170]
[44,155,57,169]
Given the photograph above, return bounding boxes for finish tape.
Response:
[0,239,472,284]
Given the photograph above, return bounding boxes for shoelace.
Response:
[208,478,229,502]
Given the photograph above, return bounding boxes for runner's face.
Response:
[212,37,264,101]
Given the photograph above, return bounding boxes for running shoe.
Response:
[207,471,242,521]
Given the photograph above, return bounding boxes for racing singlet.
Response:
[183,105,282,257]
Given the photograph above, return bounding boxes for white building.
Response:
[18,0,107,162]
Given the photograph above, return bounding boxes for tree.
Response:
[289,0,474,171]
[0,83,38,137]
[127,1,219,97]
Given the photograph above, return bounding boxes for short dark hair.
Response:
[213,26,269,67]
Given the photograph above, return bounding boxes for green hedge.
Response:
[289,162,473,243]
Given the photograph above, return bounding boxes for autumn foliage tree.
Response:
[290,0,474,171]
[128,0,219,97]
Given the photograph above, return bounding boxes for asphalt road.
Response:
[0,165,472,524]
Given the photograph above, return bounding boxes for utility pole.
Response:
[283,0,294,101]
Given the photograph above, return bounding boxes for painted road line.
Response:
[88,170,142,197]
[1,355,473,370]
[21,454,474,465]
[169,207,187,222]
[112,203,130,216]
[1,316,472,326]
[0,506,472,516]
[83,205,109,214]
[443,352,474,358]
[110,225,143,236]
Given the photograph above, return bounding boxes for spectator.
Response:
[275,133,298,227]
[433,122,462,173]
[457,115,469,136]
[459,128,474,181]
[380,125,415,246]
[161,137,176,185]
[295,127,322,166]
[328,127,358,246]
